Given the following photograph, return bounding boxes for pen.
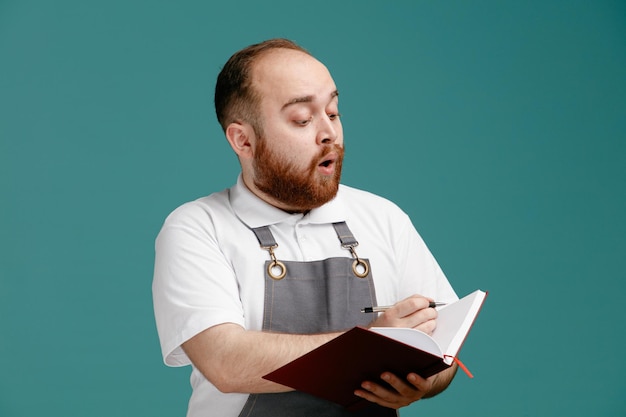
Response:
[360,301,446,313]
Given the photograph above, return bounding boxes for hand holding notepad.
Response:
[263,290,487,410]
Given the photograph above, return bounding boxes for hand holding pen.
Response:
[364,295,444,335]
[361,301,446,313]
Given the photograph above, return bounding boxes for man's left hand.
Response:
[354,371,436,409]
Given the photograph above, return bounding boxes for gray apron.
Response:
[238,222,397,417]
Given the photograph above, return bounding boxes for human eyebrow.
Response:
[281,90,339,111]
[281,95,314,110]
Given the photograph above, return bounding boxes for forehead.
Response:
[251,49,337,107]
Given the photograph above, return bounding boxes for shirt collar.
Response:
[229,174,348,228]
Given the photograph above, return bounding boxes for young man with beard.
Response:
[153,39,458,417]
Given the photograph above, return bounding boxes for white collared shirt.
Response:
[152,175,457,416]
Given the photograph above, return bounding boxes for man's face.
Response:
[249,49,344,212]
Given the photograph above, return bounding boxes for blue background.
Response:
[1,1,624,416]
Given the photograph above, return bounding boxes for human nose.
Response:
[316,114,340,145]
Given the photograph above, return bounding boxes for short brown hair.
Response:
[214,38,310,133]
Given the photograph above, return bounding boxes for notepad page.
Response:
[431,290,485,357]
[370,327,443,357]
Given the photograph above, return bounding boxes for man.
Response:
[153,38,458,417]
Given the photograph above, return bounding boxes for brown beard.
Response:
[252,139,344,212]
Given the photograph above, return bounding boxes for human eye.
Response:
[294,116,313,126]
[327,111,341,121]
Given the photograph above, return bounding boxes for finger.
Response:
[393,296,432,318]
[354,381,406,409]
[355,374,425,409]
[401,307,437,331]
[406,373,432,393]
[354,382,389,407]
[414,317,437,335]
[370,297,438,328]
[380,372,422,398]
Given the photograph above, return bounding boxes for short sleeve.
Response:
[394,213,458,303]
[152,203,245,367]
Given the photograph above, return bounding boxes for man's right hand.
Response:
[369,295,437,334]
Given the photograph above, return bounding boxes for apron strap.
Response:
[333,222,369,278]
[250,226,278,248]
[332,221,359,247]
[251,222,358,249]
[251,226,286,280]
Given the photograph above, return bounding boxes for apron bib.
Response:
[238,222,397,417]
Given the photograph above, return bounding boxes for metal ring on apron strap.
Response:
[267,259,287,280]
[351,258,369,278]
[344,244,369,278]
[264,245,287,280]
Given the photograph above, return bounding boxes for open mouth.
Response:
[317,154,337,176]
[315,150,339,175]
[318,152,337,167]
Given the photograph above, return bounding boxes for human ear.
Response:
[225,122,254,160]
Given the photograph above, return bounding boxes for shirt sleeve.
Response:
[394,212,458,303]
[152,202,245,367]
